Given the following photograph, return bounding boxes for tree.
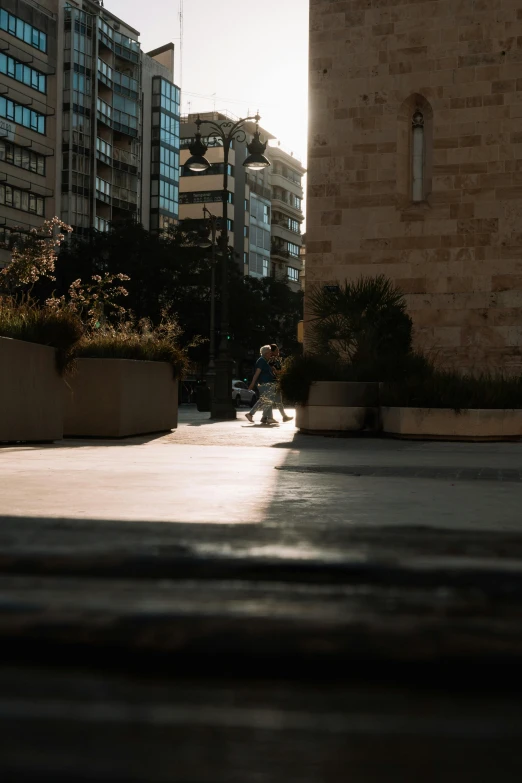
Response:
[39,221,303,374]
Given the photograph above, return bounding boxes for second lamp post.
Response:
[185,113,271,419]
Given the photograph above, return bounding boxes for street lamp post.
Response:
[185,113,271,419]
[199,205,218,395]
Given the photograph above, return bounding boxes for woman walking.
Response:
[269,344,293,422]
[245,345,277,424]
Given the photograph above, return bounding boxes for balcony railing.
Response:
[113,146,139,169]
[95,216,110,233]
[112,185,138,210]
[248,179,271,201]
[97,59,139,99]
[96,137,112,165]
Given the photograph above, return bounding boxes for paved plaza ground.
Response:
[2,406,522,781]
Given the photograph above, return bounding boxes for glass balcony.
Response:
[95,216,110,232]
[95,176,111,203]
[96,137,112,165]
[113,146,139,169]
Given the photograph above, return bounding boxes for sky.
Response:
[106,0,309,164]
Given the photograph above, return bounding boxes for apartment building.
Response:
[1,0,180,260]
[179,112,254,269]
[268,141,305,292]
[141,43,180,233]
[0,0,59,265]
[61,0,180,235]
[179,112,305,290]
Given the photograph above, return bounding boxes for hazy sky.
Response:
[106,0,309,164]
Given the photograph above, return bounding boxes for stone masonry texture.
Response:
[307,0,522,371]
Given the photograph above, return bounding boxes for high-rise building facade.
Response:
[0,0,59,264]
[268,141,305,292]
[60,0,180,235]
[1,0,180,258]
[307,0,522,371]
[141,43,180,233]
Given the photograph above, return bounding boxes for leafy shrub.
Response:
[380,370,522,411]
[279,354,342,405]
[0,296,83,374]
[307,275,413,365]
[279,350,432,405]
[75,317,188,380]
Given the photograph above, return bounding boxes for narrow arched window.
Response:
[412,111,425,202]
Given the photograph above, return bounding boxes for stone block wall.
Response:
[307,0,522,371]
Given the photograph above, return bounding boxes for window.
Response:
[0,96,45,134]
[289,218,300,233]
[0,53,46,93]
[412,110,424,202]
[250,195,270,223]
[96,177,111,197]
[154,146,179,182]
[113,93,138,118]
[249,251,269,277]
[0,183,44,215]
[287,242,300,258]
[0,140,45,176]
[159,113,179,147]
[288,267,299,283]
[0,9,47,53]
[292,195,302,210]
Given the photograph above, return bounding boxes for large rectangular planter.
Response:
[0,336,63,442]
[296,381,380,433]
[64,358,178,438]
[382,407,522,442]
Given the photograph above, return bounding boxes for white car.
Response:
[232,380,256,407]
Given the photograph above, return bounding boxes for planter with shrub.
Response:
[0,305,82,442]
[380,372,522,441]
[64,321,187,438]
[281,276,424,433]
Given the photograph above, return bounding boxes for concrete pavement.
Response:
[3,406,522,781]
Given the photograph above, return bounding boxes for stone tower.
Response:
[307,0,522,371]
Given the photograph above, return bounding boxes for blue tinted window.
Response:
[0,10,47,53]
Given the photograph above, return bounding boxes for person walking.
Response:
[245,345,277,425]
[269,344,293,422]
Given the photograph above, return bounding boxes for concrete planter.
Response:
[0,336,63,443]
[296,381,380,433]
[381,407,522,442]
[64,358,178,438]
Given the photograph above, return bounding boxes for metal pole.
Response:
[210,135,236,419]
[207,220,217,390]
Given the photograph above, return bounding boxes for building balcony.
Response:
[95,215,110,232]
[96,139,139,173]
[112,184,138,211]
[96,137,112,165]
[270,172,303,199]
[271,198,303,220]
[247,179,271,201]
[271,219,302,242]
[97,20,140,65]
[96,99,139,138]
[97,59,139,100]
[113,146,139,173]
[271,242,302,264]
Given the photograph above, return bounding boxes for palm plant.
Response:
[307,275,413,373]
